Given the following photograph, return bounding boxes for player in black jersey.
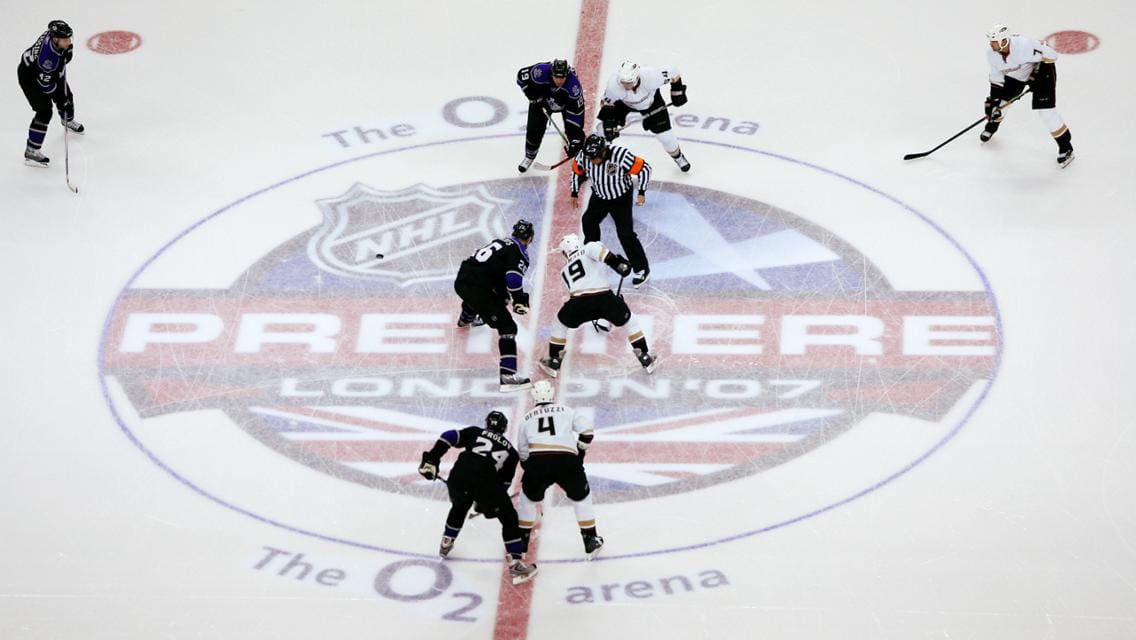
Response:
[515,59,586,172]
[418,411,537,584]
[454,219,535,392]
[18,20,84,167]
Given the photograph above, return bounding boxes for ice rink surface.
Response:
[2,1,1135,639]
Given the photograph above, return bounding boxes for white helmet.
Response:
[531,380,555,403]
[986,24,1011,45]
[618,61,640,85]
[559,233,583,258]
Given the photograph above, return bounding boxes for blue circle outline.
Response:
[97,133,1003,564]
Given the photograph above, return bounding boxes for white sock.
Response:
[572,493,596,529]
[518,491,539,529]
[1038,108,1067,136]
[657,129,680,155]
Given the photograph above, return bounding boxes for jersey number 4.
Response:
[561,260,586,288]
[538,416,557,436]
[471,436,509,470]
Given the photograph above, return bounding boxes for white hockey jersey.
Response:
[602,64,680,111]
[560,241,615,297]
[988,35,1057,85]
[516,402,593,459]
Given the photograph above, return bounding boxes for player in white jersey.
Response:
[599,61,691,171]
[538,234,659,377]
[516,380,604,558]
[982,25,1074,167]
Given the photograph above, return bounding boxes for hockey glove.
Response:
[670,79,688,107]
[602,120,621,141]
[983,96,1003,122]
[417,452,439,480]
[603,251,632,276]
[566,139,584,157]
[523,85,543,102]
[511,290,530,315]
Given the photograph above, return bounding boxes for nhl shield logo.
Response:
[308,183,512,286]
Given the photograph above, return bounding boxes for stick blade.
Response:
[902,152,930,161]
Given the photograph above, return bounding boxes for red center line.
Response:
[493,2,609,639]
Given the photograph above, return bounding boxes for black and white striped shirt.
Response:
[570,144,651,200]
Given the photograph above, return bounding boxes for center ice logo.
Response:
[101,175,998,507]
[309,183,510,285]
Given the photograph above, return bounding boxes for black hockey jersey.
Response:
[430,426,520,488]
[20,31,72,96]
[457,237,530,299]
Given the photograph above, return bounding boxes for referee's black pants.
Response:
[581,189,648,272]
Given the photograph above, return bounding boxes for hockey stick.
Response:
[435,472,518,521]
[468,491,520,520]
[64,126,78,194]
[530,107,574,171]
[531,155,573,171]
[591,275,627,333]
[903,89,1031,161]
[613,101,674,134]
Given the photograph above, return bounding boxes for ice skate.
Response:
[538,357,561,378]
[24,147,49,168]
[632,268,650,288]
[499,373,532,393]
[517,155,535,173]
[456,313,484,328]
[62,119,85,135]
[672,151,691,172]
[439,535,455,558]
[635,348,658,374]
[583,534,604,560]
[509,558,538,584]
[1057,149,1074,168]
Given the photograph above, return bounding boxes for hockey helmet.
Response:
[618,61,640,86]
[551,59,570,78]
[512,219,535,243]
[48,20,73,39]
[559,233,583,259]
[583,134,608,160]
[986,24,1011,46]
[531,380,555,404]
[485,410,509,434]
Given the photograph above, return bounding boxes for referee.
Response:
[569,134,653,288]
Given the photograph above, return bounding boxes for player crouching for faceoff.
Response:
[599,60,690,171]
[417,411,538,584]
[453,219,536,392]
[517,381,605,559]
[18,20,84,167]
[516,58,586,172]
[540,234,659,377]
[982,24,1074,167]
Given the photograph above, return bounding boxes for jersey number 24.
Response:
[471,436,509,470]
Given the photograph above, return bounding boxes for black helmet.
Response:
[583,134,608,160]
[511,219,534,243]
[485,411,508,434]
[551,59,570,78]
[48,20,73,39]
